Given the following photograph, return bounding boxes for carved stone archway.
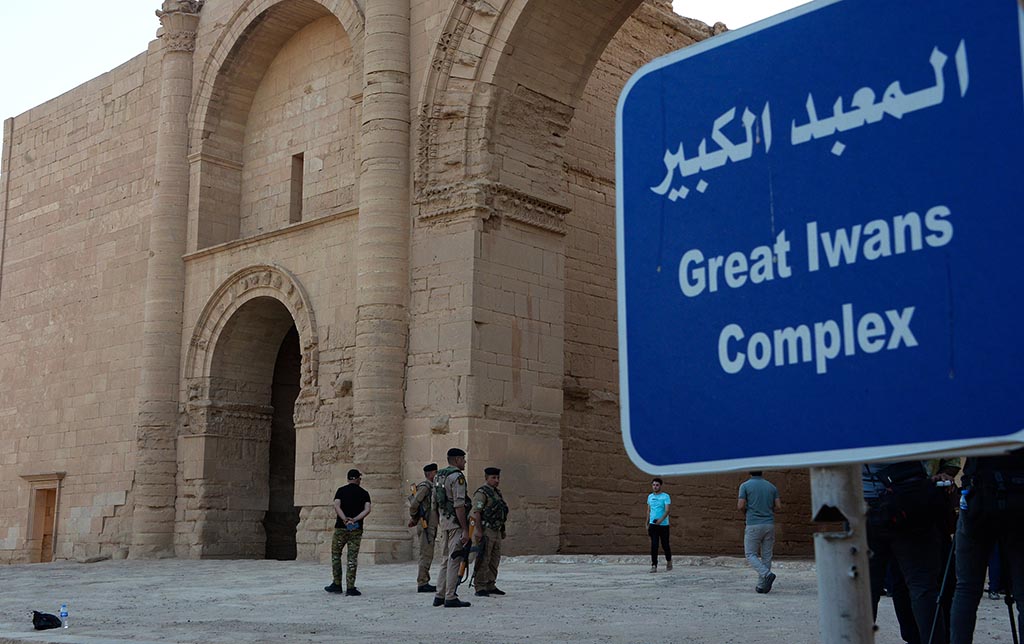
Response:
[185,263,319,400]
[186,0,365,251]
[415,0,645,227]
[178,264,320,558]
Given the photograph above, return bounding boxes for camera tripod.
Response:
[928,530,1020,644]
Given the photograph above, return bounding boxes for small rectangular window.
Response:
[289,153,304,223]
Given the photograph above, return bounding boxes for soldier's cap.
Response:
[446,448,466,458]
[423,463,438,473]
[484,467,501,476]
[347,468,362,480]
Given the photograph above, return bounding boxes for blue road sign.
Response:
[616,0,1024,474]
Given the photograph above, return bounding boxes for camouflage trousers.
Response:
[331,527,362,588]
[473,527,503,591]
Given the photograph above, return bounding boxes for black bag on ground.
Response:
[32,611,62,630]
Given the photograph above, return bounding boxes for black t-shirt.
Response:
[334,484,371,529]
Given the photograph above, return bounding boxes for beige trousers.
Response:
[416,524,436,586]
[434,527,463,600]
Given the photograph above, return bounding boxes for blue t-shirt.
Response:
[738,477,779,526]
[647,492,671,525]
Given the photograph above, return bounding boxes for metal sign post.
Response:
[811,465,873,643]
[615,0,1024,640]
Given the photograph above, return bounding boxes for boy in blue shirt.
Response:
[647,478,672,572]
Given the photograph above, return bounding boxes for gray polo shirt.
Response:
[738,476,779,526]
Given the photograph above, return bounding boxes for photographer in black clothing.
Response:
[950,448,1024,644]
[863,461,948,644]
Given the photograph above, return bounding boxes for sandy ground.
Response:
[0,555,1015,643]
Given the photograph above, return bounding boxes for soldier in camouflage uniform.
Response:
[432,448,472,608]
[471,467,509,597]
[407,462,439,592]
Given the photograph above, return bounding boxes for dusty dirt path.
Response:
[0,556,1013,643]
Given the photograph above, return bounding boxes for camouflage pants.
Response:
[331,527,362,588]
[474,527,503,591]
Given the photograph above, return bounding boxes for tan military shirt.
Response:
[439,468,468,531]
[409,479,438,528]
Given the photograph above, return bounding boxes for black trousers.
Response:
[648,523,671,565]
[867,521,947,644]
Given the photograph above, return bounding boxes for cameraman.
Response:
[863,461,948,644]
[950,447,1024,643]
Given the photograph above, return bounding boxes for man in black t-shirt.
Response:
[325,469,372,596]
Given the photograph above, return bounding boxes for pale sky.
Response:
[0,0,807,123]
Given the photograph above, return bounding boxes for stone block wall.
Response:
[559,3,814,555]
[0,0,818,565]
[238,16,358,237]
[0,47,162,563]
[178,215,358,560]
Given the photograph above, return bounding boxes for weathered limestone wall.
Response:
[1,0,814,564]
[176,1,363,560]
[178,217,357,560]
[559,3,813,555]
[0,48,162,563]
[238,16,357,236]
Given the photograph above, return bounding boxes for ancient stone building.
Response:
[0,0,812,564]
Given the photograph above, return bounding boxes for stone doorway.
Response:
[182,292,311,559]
[32,488,57,563]
[264,325,301,560]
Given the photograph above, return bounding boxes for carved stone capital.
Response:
[417,181,568,234]
[157,0,204,17]
[491,183,570,235]
[157,0,202,52]
[162,30,198,53]
[417,181,491,223]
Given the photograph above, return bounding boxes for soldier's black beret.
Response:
[484,467,501,476]
[424,463,438,472]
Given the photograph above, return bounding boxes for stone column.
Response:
[130,0,202,559]
[353,0,412,562]
[0,118,12,306]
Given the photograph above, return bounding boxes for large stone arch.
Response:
[186,0,365,250]
[416,0,651,226]
[406,0,735,556]
[185,265,319,392]
[178,264,320,558]
[407,0,654,556]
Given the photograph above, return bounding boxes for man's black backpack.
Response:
[971,470,1024,525]
[32,611,62,630]
[867,461,945,530]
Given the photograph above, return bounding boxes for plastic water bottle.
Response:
[960,489,969,512]
[59,603,68,629]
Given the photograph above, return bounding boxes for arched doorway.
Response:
[265,325,301,560]
[181,265,320,559]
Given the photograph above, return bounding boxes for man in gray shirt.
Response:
[738,471,782,593]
